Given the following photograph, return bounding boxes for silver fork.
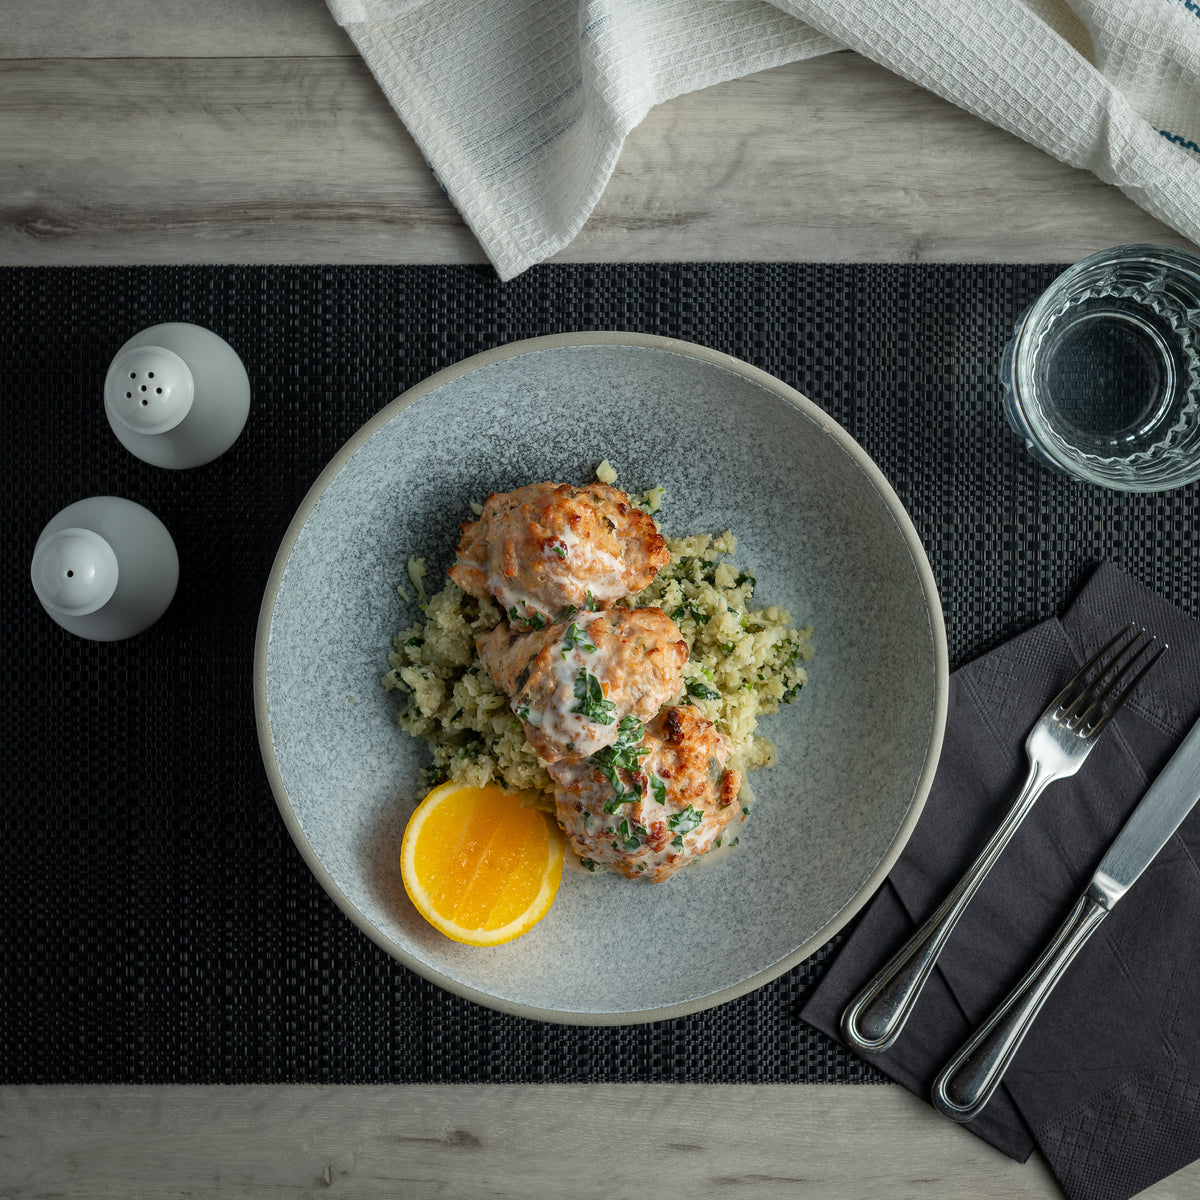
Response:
[840,621,1165,1056]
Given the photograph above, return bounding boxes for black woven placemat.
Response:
[3,263,1198,1084]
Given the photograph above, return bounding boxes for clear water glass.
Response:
[1002,244,1200,492]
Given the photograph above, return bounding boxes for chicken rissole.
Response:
[384,476,812,881]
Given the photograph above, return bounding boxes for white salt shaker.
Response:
[104,322,250,467]
[31,497,179,640]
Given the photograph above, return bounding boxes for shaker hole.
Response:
[66,570,74,578]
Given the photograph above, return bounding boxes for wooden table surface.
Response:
[3,3,1198,1197]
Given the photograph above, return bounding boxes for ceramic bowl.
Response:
[254,332,948,1024]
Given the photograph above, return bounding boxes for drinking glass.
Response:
[1003,244,1200,491]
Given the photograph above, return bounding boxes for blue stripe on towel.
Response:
[1160,129,1200,155]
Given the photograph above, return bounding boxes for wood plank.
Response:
[598,53,1186,264]
[0,51,1186,269]
[1,1083,1196,1199]
[0,56,478,266]
[0,0,352,59]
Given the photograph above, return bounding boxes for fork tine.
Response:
[1046,621,1140,714]
[1060,625,1150,721]
[1052,622,1167,736]
[1079,638,1167,737]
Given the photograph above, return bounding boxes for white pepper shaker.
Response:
[31,497,179,640]
[104,322,250,467]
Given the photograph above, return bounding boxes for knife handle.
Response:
[931,885,1110,1124]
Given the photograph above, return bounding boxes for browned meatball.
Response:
[549,705,743,882]
[476,607,687,763]
[448,482,669,628]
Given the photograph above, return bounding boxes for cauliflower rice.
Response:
[382,481,813,814]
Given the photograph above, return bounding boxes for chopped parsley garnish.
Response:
[668,806,703,836]
[560,621,597,658]
[580,857,601,872]
[618,818,647,851]
[550,543,567,559]
[590,716,650,812]
[508,605,547,630]
[585,590,597,611]
[650,773,667,805]
[572,669,616,725]
[671,600,710,625]
[686,678,721,701]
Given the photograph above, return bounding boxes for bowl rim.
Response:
[253,330,949,1025]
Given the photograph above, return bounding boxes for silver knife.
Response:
[931,708,1200,1124]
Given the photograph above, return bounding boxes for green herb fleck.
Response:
[686,679,721,702]
[668,806,703,836]
[671,600,710,625]
[572,669,616,725]
[560,621,597,658]
[509,604,547,630]
[618,819,646,851]
[590,716,650,811]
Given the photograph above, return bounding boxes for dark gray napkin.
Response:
[802,561,1200,1200]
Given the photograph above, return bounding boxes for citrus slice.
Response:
[400,781,566,946]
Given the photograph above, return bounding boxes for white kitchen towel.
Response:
[328,0,1200,280]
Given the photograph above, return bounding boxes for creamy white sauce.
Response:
[491,584,545,625]
[486,534,624,618]
[517,621,615,758]
[559,538,626,602]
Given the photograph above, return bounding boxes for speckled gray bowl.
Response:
[254,332,948,1025]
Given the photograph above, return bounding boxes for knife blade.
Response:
[1092,711,1200,903]
[931,707,1200,1124]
